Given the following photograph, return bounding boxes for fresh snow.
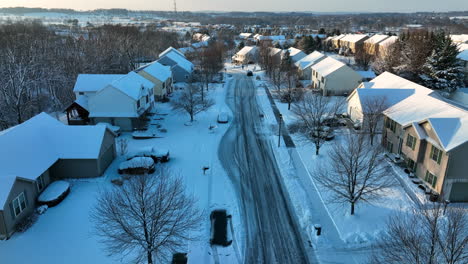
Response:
[119,157,154,170]
[38,181,70,203]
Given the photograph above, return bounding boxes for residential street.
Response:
[219,70,315,263]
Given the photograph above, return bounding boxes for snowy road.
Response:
[219,71,315,263]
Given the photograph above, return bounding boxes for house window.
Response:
[163,82,166,89]
[407,159,417,173]
[78,92,84,95]
[36,175,45,191]
[137,100,141,108]
[406,134,416,150]
[321,76,324,83]
[386,118,397,133]
[12,192,27,217]
[430,145,442,164]
[425,170,437,188]
[145,95,149,104]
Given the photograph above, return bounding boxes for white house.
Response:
[311,56,362,96]
[232,46,258,64]
[295,51,326,80]
[88,72,155,131]
[284,47,307,63]
[73,74,125,98]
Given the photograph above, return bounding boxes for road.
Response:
[219,71,314,263]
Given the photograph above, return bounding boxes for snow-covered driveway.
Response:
[219,71,316,263]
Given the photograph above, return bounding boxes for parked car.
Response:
[210,209,232,246]
[217,112,229,123]
[246,71,253,76]
[126,148,170,163]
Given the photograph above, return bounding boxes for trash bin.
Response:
[314,224,322,236]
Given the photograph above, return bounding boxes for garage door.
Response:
[98,146,115,175]
[449,183,468,202]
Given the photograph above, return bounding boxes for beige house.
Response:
[377,36,398,56]
[136,61,173,100]
[232,46,258,64]
[295,51,326,80]
[339,34,369,54]
[311,56,362,96]
[0,113,116,239]
[363,34,390,55]
[330,34,346,50]
[382,87,468,201]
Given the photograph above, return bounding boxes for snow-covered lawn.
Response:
[0,81,242,264]
[254,71,416,262]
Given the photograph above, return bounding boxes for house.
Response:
[295,51,326,80]
[457,50,468,82]
[363,34,390,55]
[339,34,369,54]
[232,46,258,65]
[136,61,173,100]
[0,113,116,239]
[284,47,306,63]
[450,34,468,44]
[330,34,346,49]
[311,57,362,96]
[158,48,194,82]
[66,74,126,125]
[383,90,468,201]
[346,72,432,126]
[269,47,283,65]
[88,72,155,131]
[239,33,253,40]
[377,36,398,56]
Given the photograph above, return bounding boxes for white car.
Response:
[217,112,229,123]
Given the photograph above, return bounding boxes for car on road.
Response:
[210,209,232,246]
[246,70,253,76]
[217,112,229,123]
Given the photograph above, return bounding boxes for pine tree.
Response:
[237,41,245,51]
[423,32,464,93]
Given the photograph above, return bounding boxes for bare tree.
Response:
[372,203,468,264]
[197,41,225,98]
[291,92,333,155]
[91,169,202,264]
[314,134,392,215]
[171,83,215,122]
[354,44,375,71]
[361,96,389,145]
[117,138,129,156]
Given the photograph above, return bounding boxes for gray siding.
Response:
[50,159,99,179]
[91,117,135,132]
[97,130,116,175]
[0,179,36,239]
[446,143,468,180]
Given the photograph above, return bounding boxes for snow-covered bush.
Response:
[118,157,155,175]
[38,181,71,207]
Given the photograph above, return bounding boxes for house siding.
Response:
[318,67,361,96]
[50,159,99,179]
[138,70,171,99]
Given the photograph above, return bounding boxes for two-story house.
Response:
[311,56,362,96]
[232,46,259,65]
[157,48,194,83]
[295,51,326,80]
[383,90,468,202]
[135,61,173,100]
[88,72,155,131]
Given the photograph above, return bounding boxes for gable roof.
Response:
[159,46,185,59]
[237,46,257,56]
[73,74,125,93]
[364,34,390,45]
[311,56,347,77]
[162,52,194,73]
[340,34,369,43]
[139,61,172,81]
[295,51,326,69]
[354,88,415,111]
[0,113,111,188]
[378,36,398,47]
[109,72,154,100]
[362,72,433,95]
[457,49,468,61]
[286,47,306,62]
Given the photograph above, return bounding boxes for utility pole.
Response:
[173,0,177,15]
[278,114,283,147]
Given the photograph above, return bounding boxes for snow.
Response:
[96,123,120,134]
[457,49,468,61]
[74,95,89,111]
[0,175,18,207]
[163,52,194,73]
[340,34,368,44]
[73,74,125,93]
[0,80,241,264]
[311,56,346,77]
[159,46,186,59]
[357,70,376,79]
[295,51,326,69]
[286,47,307,62]
[363,71,433,95]
[119,157,154,170]
[110,72,153,100]
[236,46,257,56]
[364,34,390,45]
[378,36,398,48]
[0,113,109,183]
[38,181,70,203]
[137,61,172,81]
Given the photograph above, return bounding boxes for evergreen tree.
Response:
[423,32,464,93]
[237,41,245,51]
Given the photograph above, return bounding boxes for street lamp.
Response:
[278,113,283,147]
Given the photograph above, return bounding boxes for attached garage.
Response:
[449,182,468,202]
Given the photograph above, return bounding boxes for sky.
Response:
[0,0,467,13]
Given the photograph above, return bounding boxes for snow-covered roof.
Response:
[178,46,195,54]
[73,74,125,93]
[458,43,468,52]
[237,46,257,56]
[140,61,172,81]
[364,35,390,45]
[385,91,468,151]
[457,50,468,61]
[0,113,112,205]
[340,34,369,43]
[192,41,209,49]
[450,88,468,107]
[362,72,433,95]
[159,46,185,59]
[74,95,89,111]
[269,47,282,56]
[450,34,468,44]
[331,34,346,41]
[311,56,347,77]
[109,72,154,100]
[378,36,398,47]
[355,88,415,111]
[295,51,326,69]
[286,47,306,62]
[256,35,285,41]
[239,33,252,39]
[163,52,194,73]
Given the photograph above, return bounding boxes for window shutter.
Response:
[9,202,15,221]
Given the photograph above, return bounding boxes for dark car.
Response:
[246,71,253,76]
[210,210,232,246]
